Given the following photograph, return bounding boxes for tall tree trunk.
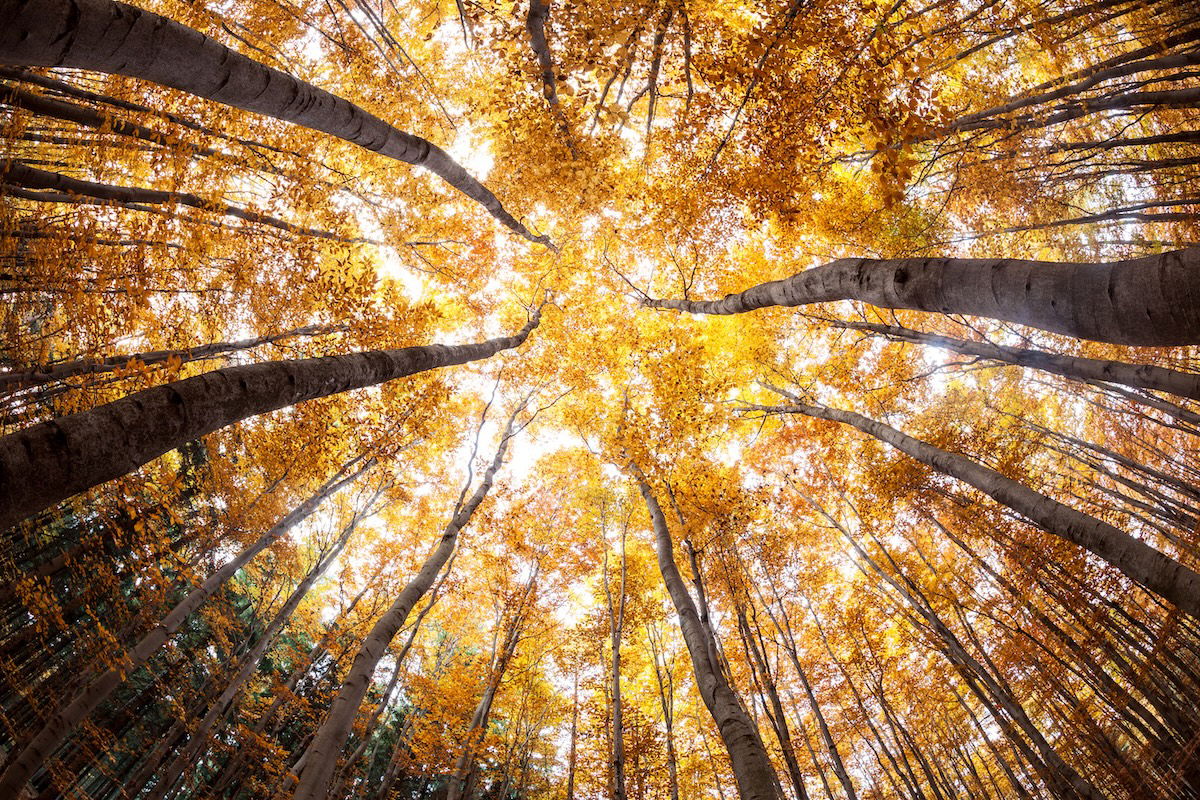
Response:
[633,470,783,800]
[603,520,629,800]
[0,0,551,247]
[565,672,580,800]
[735,607,810,800]
[0,459,367,796]
[0,308,542,529]
[648,622,680,800]
[644,248,1200,346]
[825,318,1200,401]
[2,161,374,243]
[445,568,538,800]
[146,489,378,800]
[0,322,348,392]
[290,406,522,800]
[756,597,853,800]
[759,392,1200,618]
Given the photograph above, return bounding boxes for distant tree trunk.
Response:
[603,521,629,800]
[648,623,680,800]
[445,569,538,800]
[633,470,783,800]
[565,672,580,800]
[0,308,542,529]
[291,408,522,800]
[760,392,1200,618]
[0,459,367,796]
[643,248,1200,346]
[0,322,348,393]
[2,161,374,243]
[825,318,1200,401]
[0,0,551,247]
[832,517,1107,800]
[327,558,454,798]
[734,607,810,800]
[145,489,378,800]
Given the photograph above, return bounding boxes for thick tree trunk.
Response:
[763,394,1200,618]
[0,461,365,796]
[634,472,783,800]
[290,410,520,800]
[0,0,551,247]
[644,248,1200,346]
[526,0,561,107]
[827,319,1200,401]
[0,309,541,529]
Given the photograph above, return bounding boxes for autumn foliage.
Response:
[2,0,1200,798]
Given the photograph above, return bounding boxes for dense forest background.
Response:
[2,0,1200,797]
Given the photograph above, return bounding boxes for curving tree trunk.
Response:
[759,392,1200,618]
[291,407,521,800]
[643,248,1200,346]
[0,460,367,797]
[634,470,783,800]
[0,0,551,247]
[0,308,542,530]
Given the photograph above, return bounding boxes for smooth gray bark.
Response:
[634,471,783,800]
[526,0,561,107]
[760,394,1200,618]
[0,309,542,529]
[644,248,1200,346]
[0,0,551,246]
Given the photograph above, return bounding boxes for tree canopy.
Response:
[2,0,1200,798]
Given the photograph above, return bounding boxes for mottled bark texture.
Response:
[644,248,1200,346]
[765,396,1200,618]
[291,411,518,800]
[635,473,783,800]
[0,464,363,796]
[0,0,551,246]
[0,310,542,529]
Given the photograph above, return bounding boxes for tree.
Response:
[0,0,552,246]
[0,307,543,529]
[643,249,1200,347]
[4,0,1200,798]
